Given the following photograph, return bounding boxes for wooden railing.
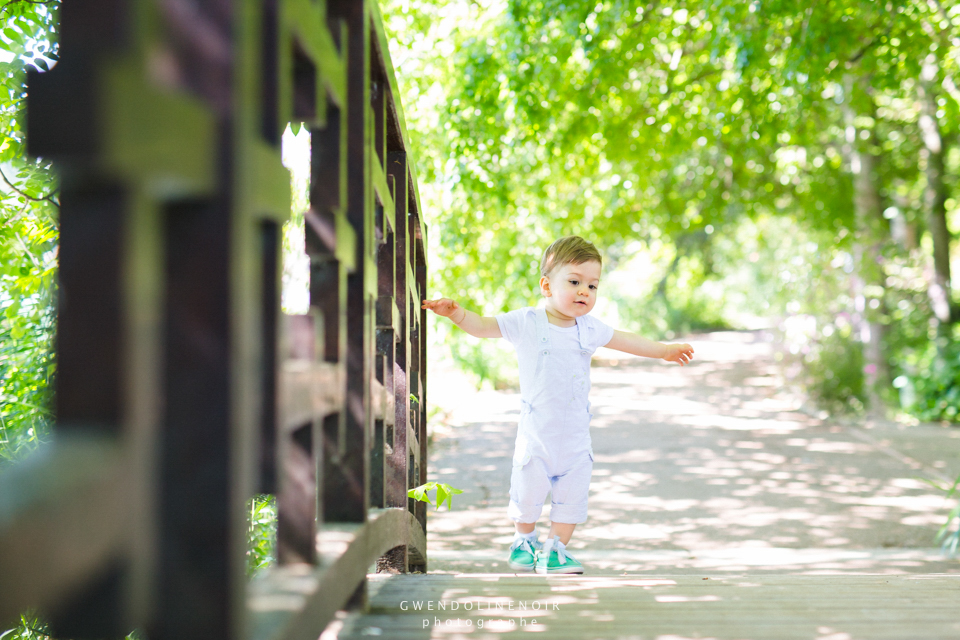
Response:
[0,1,428,638]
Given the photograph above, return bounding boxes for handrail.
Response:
[0,1,428,637]
[249,508,426,640]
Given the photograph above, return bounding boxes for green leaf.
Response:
[3,28,21,45]
[407,481,463,510]
[408,484,432,505]
[434,483,448,510]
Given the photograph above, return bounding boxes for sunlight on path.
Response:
[334,574,960,640]
[424,331,960,575]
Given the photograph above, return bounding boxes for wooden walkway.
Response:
[328,332,960,639]
[334,573,960,639]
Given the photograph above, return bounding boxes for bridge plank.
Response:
[334,574,960,639]
[249,508,427,640]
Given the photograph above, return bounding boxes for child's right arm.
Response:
[421,298,503,339]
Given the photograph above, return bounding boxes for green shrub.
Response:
[447,335,518,390]
[898,334,960,424]
[247,494,277,577]
[801,326,866,415]
[0,614,144,639]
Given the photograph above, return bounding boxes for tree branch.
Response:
[0,165,59,207]
[847,33,881,65]
[0,0,57,17]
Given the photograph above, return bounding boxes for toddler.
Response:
[422,236,694,574]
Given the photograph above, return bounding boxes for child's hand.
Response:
[421,298,462,320]
[663,343,694,366]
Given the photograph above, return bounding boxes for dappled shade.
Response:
[424,332,960,575]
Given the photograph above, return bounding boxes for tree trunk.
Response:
[844,75,890,415]
[918,55,956,342]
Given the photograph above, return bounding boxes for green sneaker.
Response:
[535,536,584,574]
[508,534,541,571]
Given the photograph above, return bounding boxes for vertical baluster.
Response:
[159,196,235,640]
[386,152,409,513]
[48,185,128,638]
[407,214,427,546]
[416,229,429,553]
[323,0,369,527]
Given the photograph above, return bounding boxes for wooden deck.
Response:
[328,334,960,640]
[333,573,960,640]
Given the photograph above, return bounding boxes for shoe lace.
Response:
[510,537,537,553]
[535,541,572,565]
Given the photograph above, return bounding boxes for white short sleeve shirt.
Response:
[496,306,614,353]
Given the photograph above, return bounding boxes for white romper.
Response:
[496,307,614,524]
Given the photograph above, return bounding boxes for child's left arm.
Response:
[604,330,694,366]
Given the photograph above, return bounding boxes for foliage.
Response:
[0,0,59,464]
[446,336,516,389]
[897,331,960,423]
[0,614,49,640]
[247,494,277,577]
[382,0,959,418]
[801,326,866,415]
[408,481,464,510]
[923,471,960,557]
[0,613,143,640]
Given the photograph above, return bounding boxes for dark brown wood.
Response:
[408,210,426,536]
[385,152,410,513]
[277,418,317,564]
[159,196,234,640]
[324,0,370,526]
[416,238,429,553]
[3,1,429,637]
[54,184,125,434]
[371,66,386,167]
[260,222,281,494]
[260,0,282,147]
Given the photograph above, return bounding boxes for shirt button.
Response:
[542,350,548,355]
[541,336,547,342]
[581,351,587,355]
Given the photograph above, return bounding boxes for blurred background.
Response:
[374,0,960,426]
[1,0,959,519]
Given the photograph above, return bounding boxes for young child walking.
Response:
[422,236,694,574]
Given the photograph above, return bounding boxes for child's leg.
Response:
[548,522,576,545]
[515,522,537,534]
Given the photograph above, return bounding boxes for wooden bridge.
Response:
[1,2,959,639]
[2,0,426,638]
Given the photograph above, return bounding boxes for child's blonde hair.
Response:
[539,236,603,278]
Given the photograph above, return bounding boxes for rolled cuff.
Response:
[507,498,544,523]
[547,501,589,525]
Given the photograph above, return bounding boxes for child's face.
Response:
[540,260,602,320]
